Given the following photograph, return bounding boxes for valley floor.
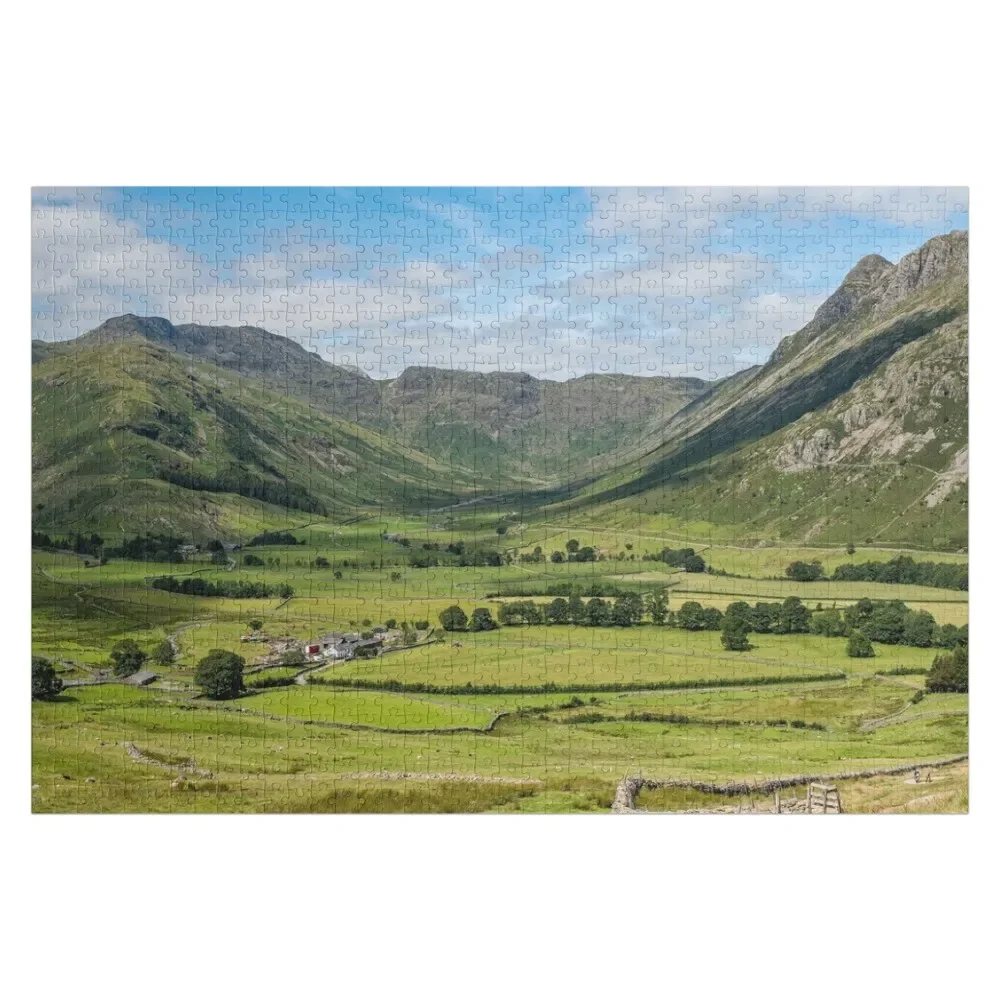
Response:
[31,518,968,813]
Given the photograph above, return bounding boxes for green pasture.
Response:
[239,685,496,730]
[327,626,934,689]
[31,682,966,812]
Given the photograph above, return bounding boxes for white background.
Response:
[2,2,996,998]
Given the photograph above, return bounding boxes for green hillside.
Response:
[32,337,481,539]
[43,313,708,486]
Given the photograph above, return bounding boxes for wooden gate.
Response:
[806,783,842,814]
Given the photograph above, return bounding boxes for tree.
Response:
[414,620,430,631]
[567,595,587,625]
[701,607,724,631]
[902,610,936,648]
[646,592,669,626]
[248,619,264,633]
[206,539,225,553]
[496,525,508,536]
[110,639,147,677]
[677,601,706,630]
[566,539,580,555]
[32,657,63,700]
[194,649,246,699]
[846,631,875,658]
[776,597,811,634]
[725,601,752,629]
[926,644,968,693]
[809,609,844,638]
[682,553,706,573]
[439,605,468,631]
[611,593,644,627]
[385,618,398,630]
[151,640,175,666]
[279,649,305,666]
[243,554,264,566]
[545,597,570,624]
[846,542,856,555]
[721,617,751,651]
[313,556,330,568]
[585,597,612,627]
[550,550,565,564]
[470,607,498,632]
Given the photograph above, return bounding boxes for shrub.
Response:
[194,650,246,699]
[385,618,397,630]
[720,618,751,651]
[846,631,875,658]
[414,620,430,631]
[31,657,63,700]
[243,554,265,566]
[110,639,148,677]
[248,619,263,632]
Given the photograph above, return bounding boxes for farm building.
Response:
[303,631,374,662]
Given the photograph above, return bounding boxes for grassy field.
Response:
[31,520,969,813]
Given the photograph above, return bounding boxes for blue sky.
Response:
[31,186,968,381]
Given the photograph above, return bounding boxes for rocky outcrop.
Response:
[873,231,969,319]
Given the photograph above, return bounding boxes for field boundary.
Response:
[611,754,970,812]
[196,699,513,736]
[307,671,848,696]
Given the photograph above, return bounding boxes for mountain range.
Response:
[31,230,969,547]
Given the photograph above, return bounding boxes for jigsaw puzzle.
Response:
[30,187,969,814]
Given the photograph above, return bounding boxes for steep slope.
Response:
[548,232,968,548]
[32,337,479,539]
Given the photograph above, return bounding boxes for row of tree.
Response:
[784,555,968,591]
[438,606,499,632]
[831,555,967,591]
[150,576,294,599]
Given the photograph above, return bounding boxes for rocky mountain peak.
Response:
[873,230,968,317]
[808,253,893,332]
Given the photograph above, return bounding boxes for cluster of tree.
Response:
[31,657,63,700]
[926,644,968,692]
[785,559,824,582]
[647,546,706,573]
[31,530,105,556]
[488,581,629,600]
[497,592,662,628]
[150,576,293,599]
[831,555,967,591]
[247,531,304,546]
[519,546,546,564]
[563,540,598,563]
[159,466,327,517]
[195,649,246,699]
[702,599,811,635]
[401,542,506,569]
[438,606,498,632]
[840,599,966,648]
